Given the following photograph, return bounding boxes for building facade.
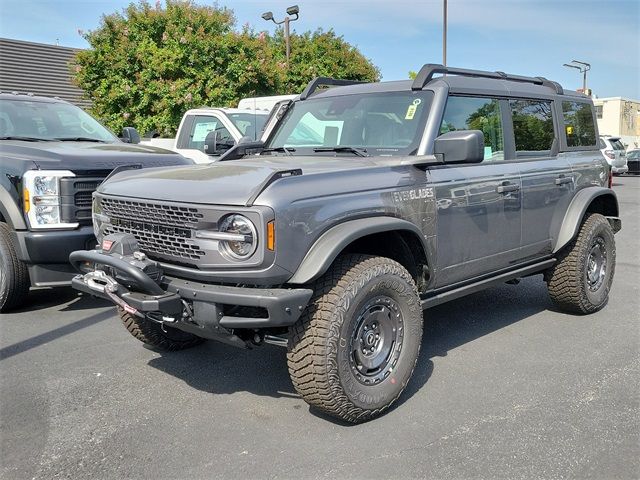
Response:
[593,97,640,150]
[0,37,90,108]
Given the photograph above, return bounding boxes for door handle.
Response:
[496,182,520,194]
[555,175,573,186]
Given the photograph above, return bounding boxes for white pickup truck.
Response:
[141,95,295,163]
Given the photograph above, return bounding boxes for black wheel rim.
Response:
[349,296,404,385]
[586,236,607,292]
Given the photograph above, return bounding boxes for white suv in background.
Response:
[599,136,628,175]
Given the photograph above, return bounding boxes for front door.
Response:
[430,95,522,288]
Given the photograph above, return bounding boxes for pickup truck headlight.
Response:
[23,170,79,230]
[216,214,258,259]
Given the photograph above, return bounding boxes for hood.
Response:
[97,155,392,206]
[1,140,192,173]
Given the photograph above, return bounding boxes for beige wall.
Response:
[594,97,640,149]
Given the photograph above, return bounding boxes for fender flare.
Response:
[553,187,619,253]
[288,217,429,284]
[0,187,26,230]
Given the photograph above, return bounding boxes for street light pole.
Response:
[563,59,591,92]
[443,0,447,66]
[261,5,300,64]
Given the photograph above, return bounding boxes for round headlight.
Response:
[219,214,257,259]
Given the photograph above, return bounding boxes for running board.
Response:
[421,259,556,309]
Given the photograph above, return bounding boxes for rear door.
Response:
[430,95,522,287]
[510,98,575,260]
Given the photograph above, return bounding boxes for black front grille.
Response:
[60,177,104,225]
[100,197,206,262]
[100,197,204,228]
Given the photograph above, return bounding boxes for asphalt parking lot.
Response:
[1,178,639,480]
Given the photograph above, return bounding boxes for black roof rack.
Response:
[411,63,563,95]
[299,77,366,100]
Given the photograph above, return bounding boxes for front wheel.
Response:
[0,223,30,312]
[287,254,423,423]
[546,213,616,314]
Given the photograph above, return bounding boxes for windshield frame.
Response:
[0,98,119,143]
[263,90,433,157]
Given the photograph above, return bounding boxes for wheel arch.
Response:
[553,187,619,253]
[287,217,431,290]
[0,187,27,230]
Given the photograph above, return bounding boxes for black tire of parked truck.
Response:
[287,254,423,423]
[546,213,616,314]
[0,223,30,312]
[118,307,205,351]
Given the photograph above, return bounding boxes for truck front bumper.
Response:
[14,226,97,287]
[69,248,313,332]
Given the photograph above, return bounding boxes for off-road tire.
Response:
[287,254,423,423]
[546,213,616,314]
[118,307,205,351]
[0,222,30,312]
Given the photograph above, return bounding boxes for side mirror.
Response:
[204,131,235,156]
[121,127,140,144]
[204,131,218,154]
[434,130,484,164]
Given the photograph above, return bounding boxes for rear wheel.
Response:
[118,307,204,351]
[546,213,616,314]
[287,254,423,423]
[0,223,30,312]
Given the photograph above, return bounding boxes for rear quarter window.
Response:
[562,101,596,147]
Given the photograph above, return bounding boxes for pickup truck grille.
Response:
[60,177,104,225]
[99,197,205,262]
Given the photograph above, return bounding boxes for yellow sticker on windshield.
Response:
[566,125,574,135]
[405,98,422,120]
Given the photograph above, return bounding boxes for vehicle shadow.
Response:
[148,275,553,419]
[10,288,112,313]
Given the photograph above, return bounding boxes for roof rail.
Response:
[411,63,563,94]
[300,77,365,100]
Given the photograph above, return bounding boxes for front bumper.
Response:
[13,226,97,286]
[70,248,313,331]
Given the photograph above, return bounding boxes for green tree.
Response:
[72,0,379,136]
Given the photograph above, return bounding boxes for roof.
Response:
[0,37,90,108]
[593,97,640,104]
[306,72,584,101]
[0,92,69,103]
[184,107,269,116]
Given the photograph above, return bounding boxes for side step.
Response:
[421,259,556,309]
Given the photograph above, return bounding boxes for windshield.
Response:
[0,99,118,142]
[227,112,268,141]
[266,91,432,156]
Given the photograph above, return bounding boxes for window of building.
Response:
[509,99,555,154]
[595,104,603,119]
[440,96,504,161]
[562,101,596,147]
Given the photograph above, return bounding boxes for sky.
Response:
[0,0,638,99]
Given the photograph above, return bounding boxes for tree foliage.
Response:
[72,0,380,136]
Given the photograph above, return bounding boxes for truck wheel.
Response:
[287,254,423,423]
[546,213,616,314]
[0,223,30,312]
[118,307,204,351]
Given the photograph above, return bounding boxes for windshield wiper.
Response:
[261,146,296,156]
[313,146,369,157]
[53,137,107,142]
[0,136,52,142]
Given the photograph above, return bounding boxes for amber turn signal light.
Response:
[267,221,275,251]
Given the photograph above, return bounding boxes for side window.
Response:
[562,101,596,147]
[440,96,504,161]
[186,115,233,151]
[509,99,555,156]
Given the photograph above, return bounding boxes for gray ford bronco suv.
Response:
[71,64,621,422]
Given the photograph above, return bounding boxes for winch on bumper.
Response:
[69,233,313,346]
